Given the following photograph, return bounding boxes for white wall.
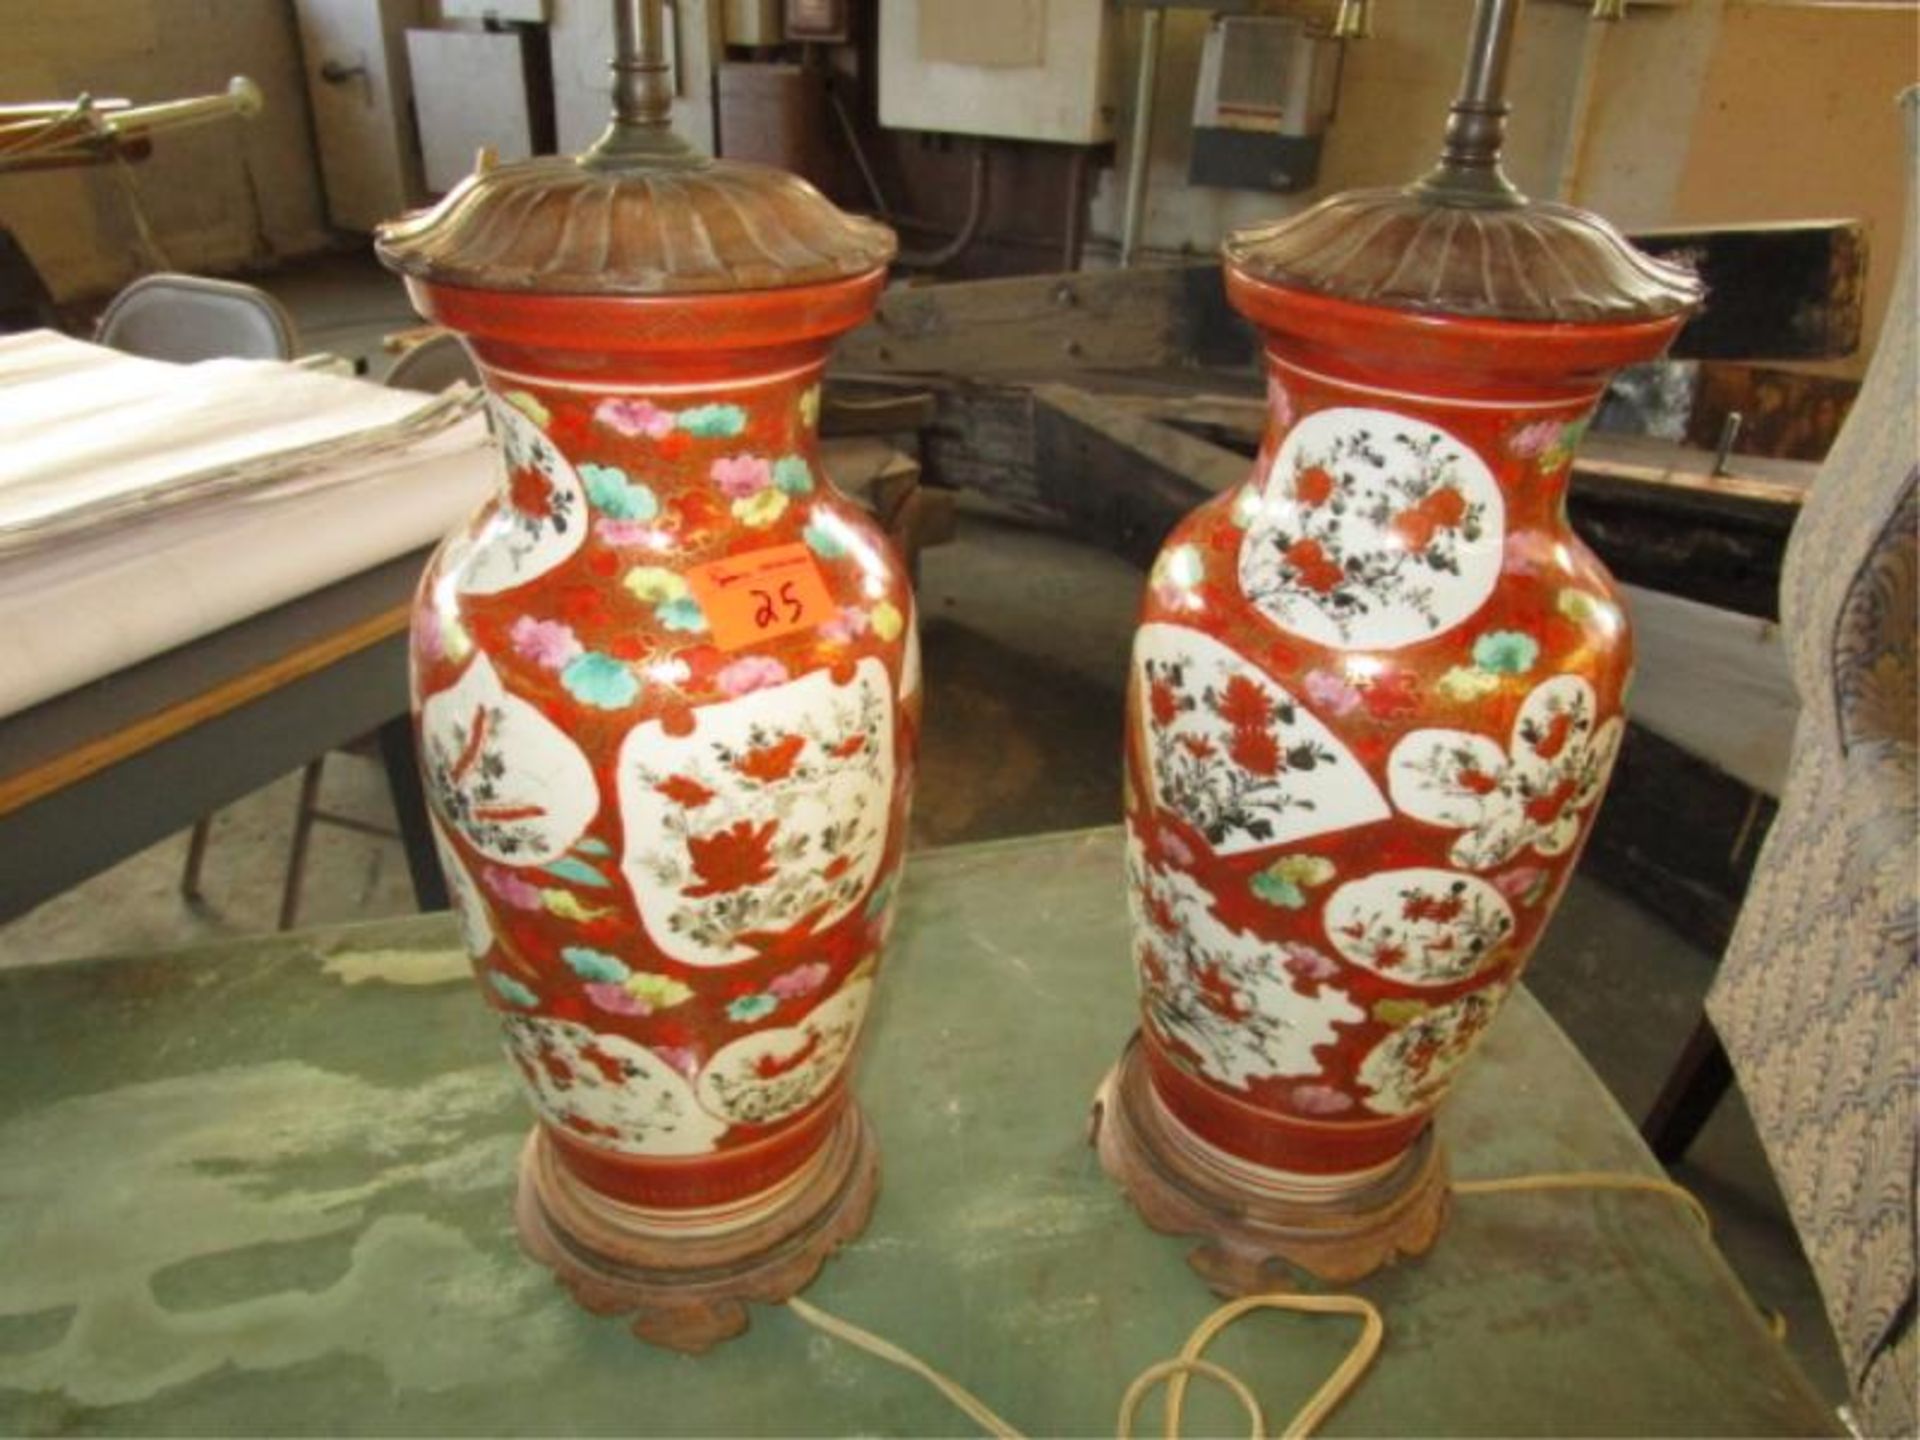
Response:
[0,0,333,304]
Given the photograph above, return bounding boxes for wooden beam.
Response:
[1634,220,1867,362]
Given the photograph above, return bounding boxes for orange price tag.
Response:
[685,543,837,652]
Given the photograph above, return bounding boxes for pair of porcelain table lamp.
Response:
[375,0,1700,1351]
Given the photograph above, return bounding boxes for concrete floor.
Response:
[0,251,1850,1414]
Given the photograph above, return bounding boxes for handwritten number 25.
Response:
[751,581,805,629]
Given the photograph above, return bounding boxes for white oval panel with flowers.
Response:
[418,652,598,866]
[502,1014,724,1156]
[430,817,495,958]
[1322,867,1514,986]
[1355,986,1507,1117]
[1136,623,1389,855]
[447,394,589,595]
[1387,674,1625,871]
[697,978,872,1128]
[1128,829,1362,1091]
[1237,406,1504,651]
[618,658,895,967]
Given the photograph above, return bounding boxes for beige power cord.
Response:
[786,1172,1718,1440]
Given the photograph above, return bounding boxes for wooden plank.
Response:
[840,265,1245,377]
[1636,221,1866,362]
[1028,384,1242,566]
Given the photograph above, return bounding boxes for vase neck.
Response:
[474,356,824,501]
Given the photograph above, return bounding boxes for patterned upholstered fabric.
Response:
[1707,89,1918,1437]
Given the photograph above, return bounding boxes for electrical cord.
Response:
[785,1170,1730,1439]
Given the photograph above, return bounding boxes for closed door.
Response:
[294,0,426,231]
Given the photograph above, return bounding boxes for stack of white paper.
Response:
[0,331,499,719]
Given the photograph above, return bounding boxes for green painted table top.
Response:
[0,828,1833,1437]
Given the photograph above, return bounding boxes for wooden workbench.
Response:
[0,828,1834,1436]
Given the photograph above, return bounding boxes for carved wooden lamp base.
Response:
[515,1105,879,1353]
[1092,1038,1449,1293]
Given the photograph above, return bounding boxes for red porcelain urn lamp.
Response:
[375,0,913,1350]
[1095,0,1703,1288]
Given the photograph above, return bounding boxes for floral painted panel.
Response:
[617,657,895,967]
[1129,831,1363,1090]
[1136,622,1389,854]
[1238,406,1504,650]
[502,1015,725,1156]
[696,978,871,1128]
[1388,674,1624,870]
[448,394,589,595]
[418,652,598,865]
[1355,987,1506,1116]
[1322,867,1514,986]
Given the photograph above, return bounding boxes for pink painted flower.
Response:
[710,454,773,499]
[768,962,831,999]
[715,655,791,696]
[1291,1083,1355,1116]
[482,866,544,911]
[412,607,446,664]
[585,982,649,1016]
[1493,865,1549,903]
[1504,531,1550,577]
[1509,419,1560,459]
[1280,943,1341,982]
[654,1045,701,1079]
[818,606,871,644]
[595,518,674,550]
[1267,374,1295,432]
[1303,667,1362,717]
[1161,830,1197,868]
[595,397,675,439]
[510,616,582,671]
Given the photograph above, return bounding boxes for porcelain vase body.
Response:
[405,274,917,1221]
[1122,274,1682,1186]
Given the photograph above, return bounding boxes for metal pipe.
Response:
[896,142,990,270]
[584,0,701,172]
[1410,0,1526,207]
[1119,6,1163,268]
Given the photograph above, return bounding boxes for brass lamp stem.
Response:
[1410,0,1527,209]
[584,0,704,172]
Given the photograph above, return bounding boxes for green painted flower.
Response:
[561,652,638,709]
[656,597,708,633]
[727,993,779,1023]
[562,947,629,984]
[1251,853,1336,909]
[804,518,849,558]
[772,455,814,495]
[1471,629,1539,675]
[677,403,747,438]
[489,972,538,1007]
[581,464,658,521]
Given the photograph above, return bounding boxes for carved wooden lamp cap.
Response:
[1225,0,1702,324]
[375,2,894,295]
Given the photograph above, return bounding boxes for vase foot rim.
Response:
[1092,1036,1449,1291]
[515,1106,879,1353]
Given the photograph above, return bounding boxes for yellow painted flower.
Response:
[542,891,613,921]
[799,384,821,429]
[503,390,550,427]
[869,600,905,642]
[624,566,689,603]
[732,488,789,528]
[626,972,694,1009]
[1271,854,1336,887]
[1436,665,1502,702]
[1557,588,1607,624]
